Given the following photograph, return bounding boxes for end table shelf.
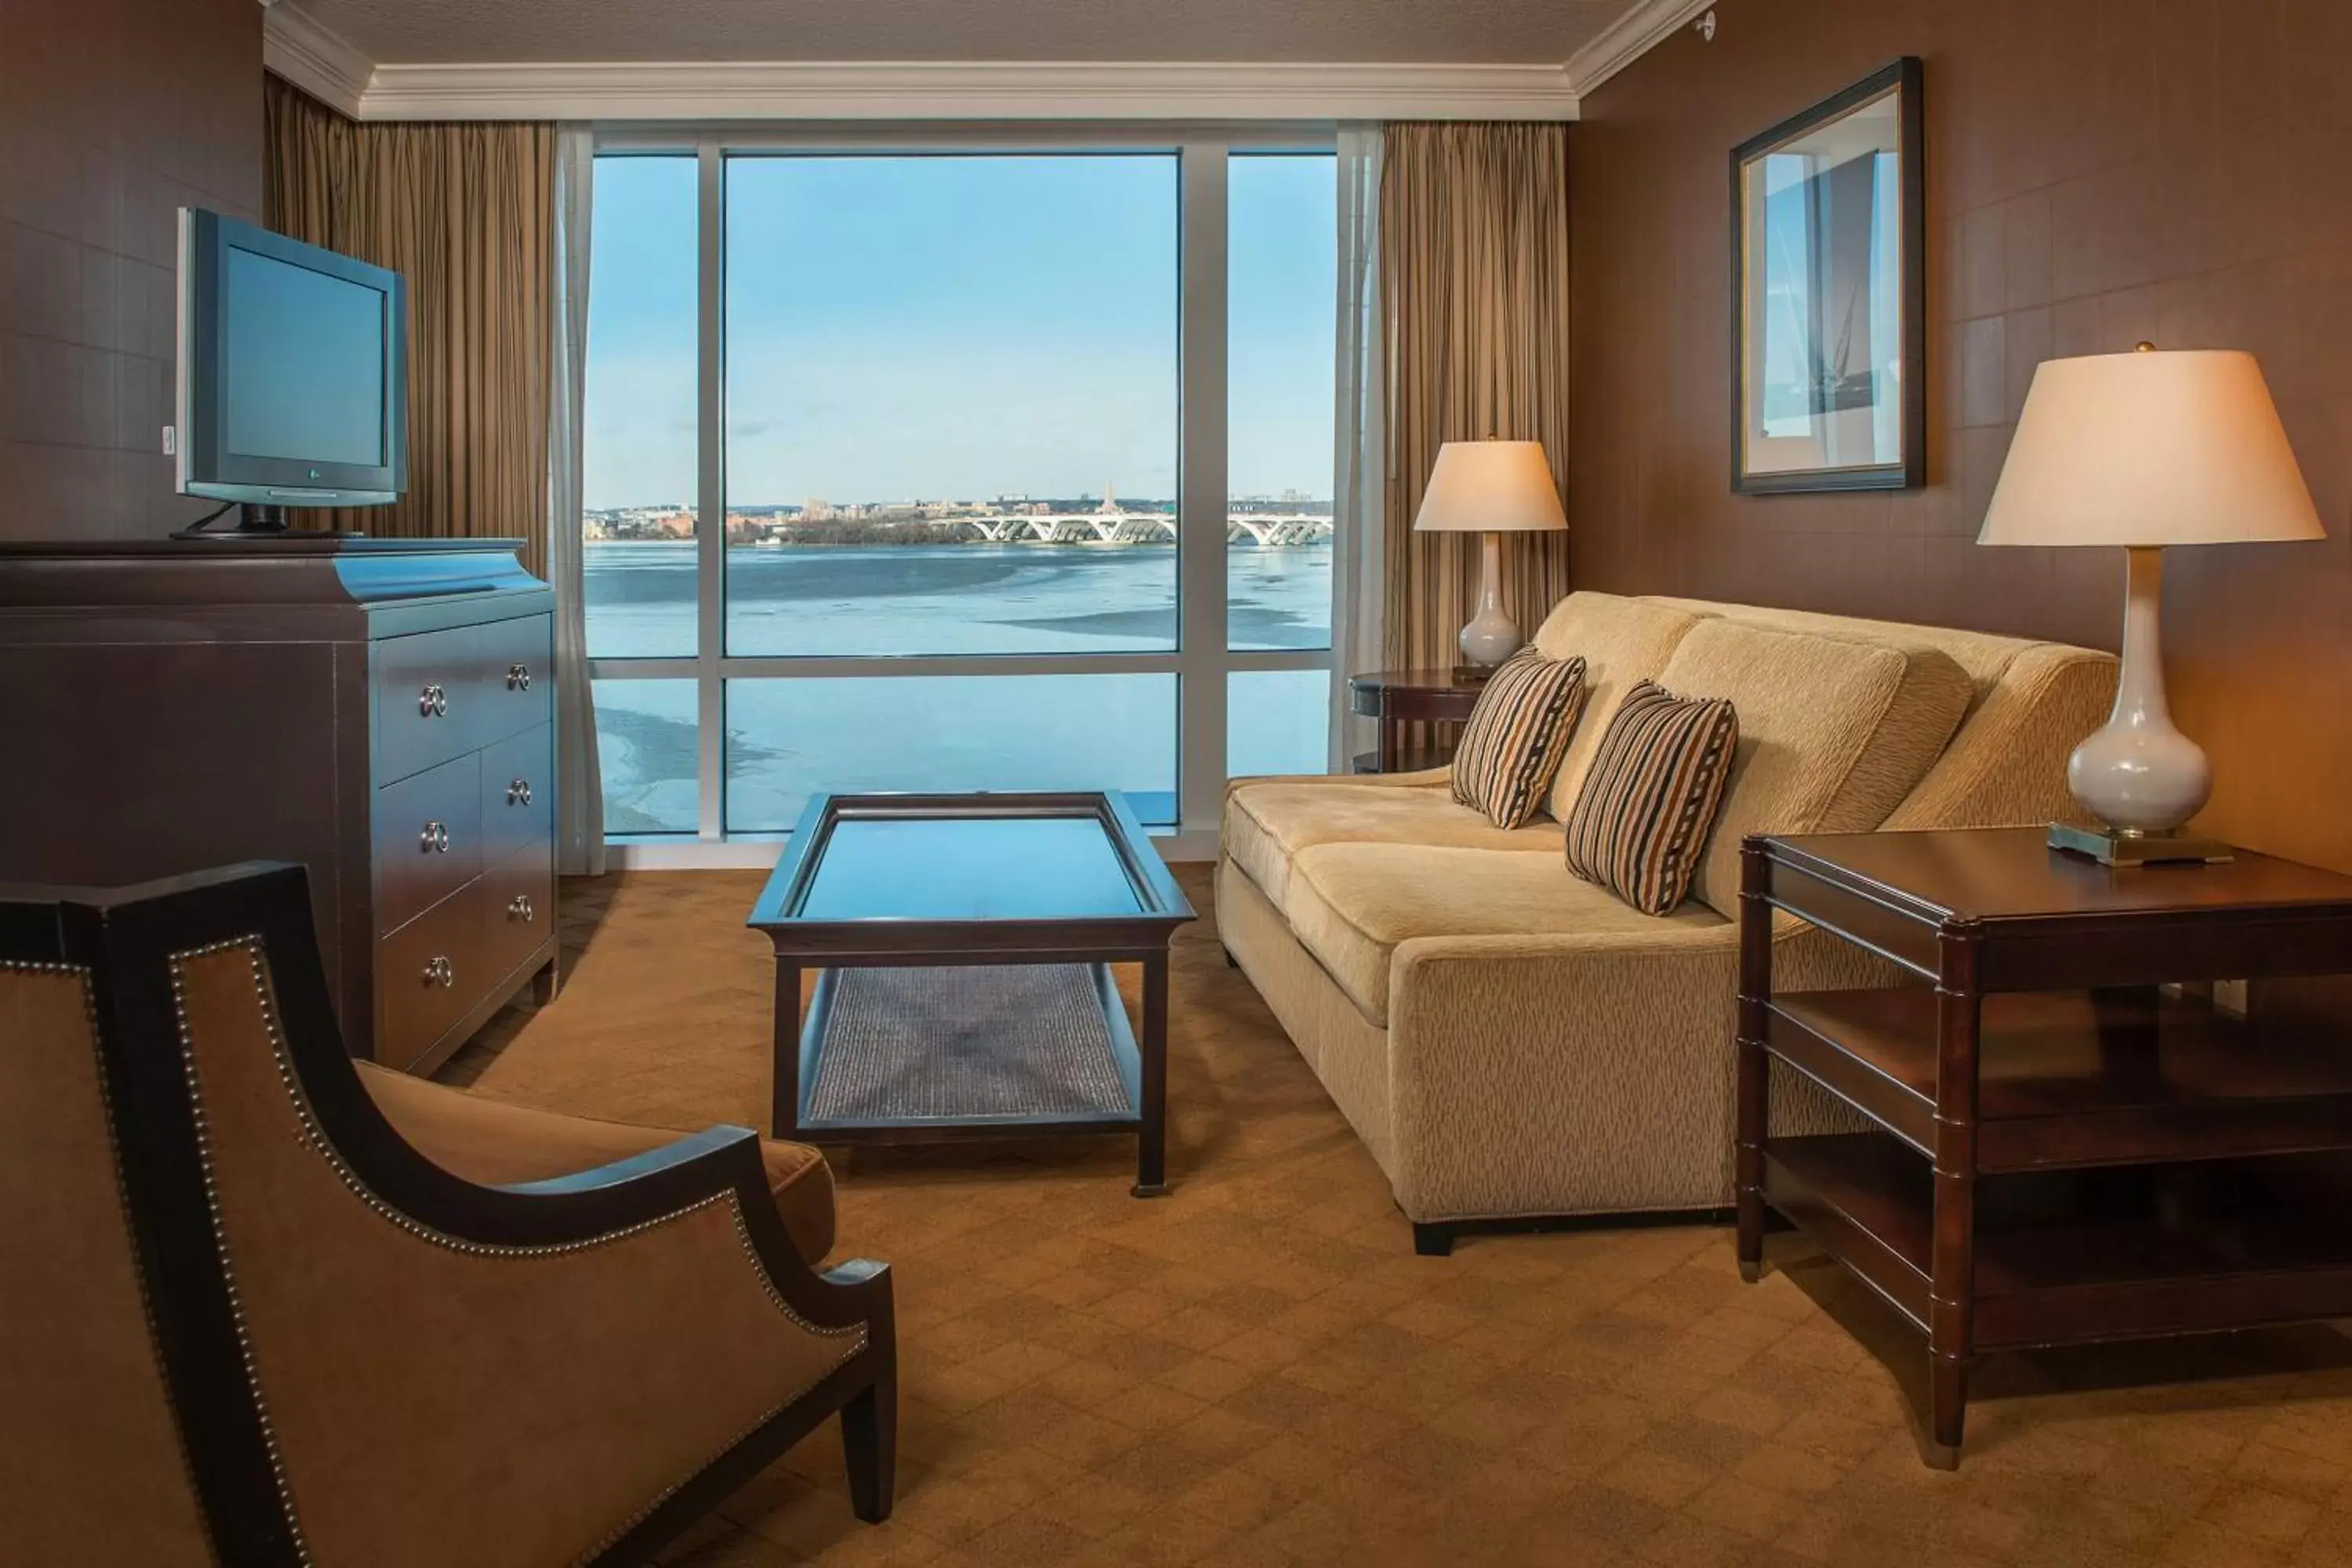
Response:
[1767,987,2352,1171]
[1737,826,2352,1469]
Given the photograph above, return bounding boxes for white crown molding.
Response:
[351,60,1577,123]
[260,0,374,118]
[1563,0,1715,98]
[254,0,1751,125]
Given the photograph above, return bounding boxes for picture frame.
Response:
[1730,57,1924,494]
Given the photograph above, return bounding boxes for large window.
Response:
[583,138,1337,845]
[583,157,699,662]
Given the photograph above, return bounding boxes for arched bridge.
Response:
[958,511,1332,546]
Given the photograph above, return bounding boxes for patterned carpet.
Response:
[445,867,2352,1568]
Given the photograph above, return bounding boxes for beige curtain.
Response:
[264,78,554,578]
[1380,123,1574,672]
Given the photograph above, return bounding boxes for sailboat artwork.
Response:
[1732,57,1926,493]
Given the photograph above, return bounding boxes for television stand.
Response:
[171,502,370,542]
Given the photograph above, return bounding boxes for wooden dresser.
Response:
[0,536,558,1073]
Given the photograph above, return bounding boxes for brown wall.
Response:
[1570,0,2352,870]
[0,0,263,539]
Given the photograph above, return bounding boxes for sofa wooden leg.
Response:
[841,1373,896,1523]
[1222,946,1239,969]
[1413,1222,1455,1258]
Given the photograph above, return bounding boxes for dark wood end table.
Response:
[1346,669,1487,774]
[1738,826,2352,1468]
[748,791,1195,1196]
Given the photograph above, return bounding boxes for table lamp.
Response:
[1979,343,2325,866]
[1412,440,1568,671]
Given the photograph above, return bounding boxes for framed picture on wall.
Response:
[1731,57,1924,493]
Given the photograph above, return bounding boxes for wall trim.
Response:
[1563,0,1716,98]
[350,59,1579,122]
[259,0,1728,125]
[259,0,372,118]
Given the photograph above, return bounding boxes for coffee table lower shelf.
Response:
[785,961,1147,1149]
[1762,1132,2352,1352]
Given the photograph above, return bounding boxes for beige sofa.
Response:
[1218,592,2117,1252]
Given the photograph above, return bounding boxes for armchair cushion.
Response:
[356,1063,836,1265]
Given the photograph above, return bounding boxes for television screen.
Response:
[222,245,387,468]
[176,209,407,508]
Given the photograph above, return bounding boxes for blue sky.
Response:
[582,151,1335,511]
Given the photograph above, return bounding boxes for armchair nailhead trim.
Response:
[167,938,316,1564]
[165,936,869,1564]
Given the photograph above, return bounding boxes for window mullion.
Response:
[695,135,725,840]
[1177,143,1229,837]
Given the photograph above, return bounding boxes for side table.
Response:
[1345,669,1486,774]
[1738,826,2352,1468]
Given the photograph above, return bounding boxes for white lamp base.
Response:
[1457,531,1522,667]
[2053,546,2232,866]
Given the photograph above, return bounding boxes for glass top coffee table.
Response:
[746,792,1196,1196]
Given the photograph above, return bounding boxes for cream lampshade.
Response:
[1980,345,2325,865]
[1412,440,1567,668]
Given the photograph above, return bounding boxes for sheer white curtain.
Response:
[1330,123,1386,770]
[549,124,604,875]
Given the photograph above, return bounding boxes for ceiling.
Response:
[289,0,1650,67]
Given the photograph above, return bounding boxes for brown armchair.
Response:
[0,862,894,1566]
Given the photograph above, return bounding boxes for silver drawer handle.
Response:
[417,682,448,717]
[508,894,535,922]
[419,820,450,853]
[422,955,455,987]
[506,663,532,691]
[505,778,533,806]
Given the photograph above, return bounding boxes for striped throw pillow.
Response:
[1564,681,1740,916]
[1448,649,1590,829]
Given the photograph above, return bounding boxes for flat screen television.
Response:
[175,208,407,511]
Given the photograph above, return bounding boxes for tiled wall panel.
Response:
[1571,0,2352,870]
[0,0,263,537]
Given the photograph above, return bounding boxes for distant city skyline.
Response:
[583,151,1338,512]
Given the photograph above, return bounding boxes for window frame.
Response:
[586,125,1339,860]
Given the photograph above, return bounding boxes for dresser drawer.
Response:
[377,884,481,1070]
[473,613,552,748]
[374,624,480,782]
[481,844,554,981]
[479,723,552,866]
[374,750,481,935]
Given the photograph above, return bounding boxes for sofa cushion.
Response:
[355,1062,836,1265]
[1639,596,2034,710]
[1225,779,1562,908]
[1526,593,1708,822]
[1563,681,1740,916]
[1655,619,1973,917]
[1287,843,1726,1025]
[1449,648,1588,828]
[1635,595,2119,835]
[1883,643,2118,830]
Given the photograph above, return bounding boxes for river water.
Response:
[584,540,1334,833]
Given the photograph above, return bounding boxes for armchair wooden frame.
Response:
[2,862,895,1566]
